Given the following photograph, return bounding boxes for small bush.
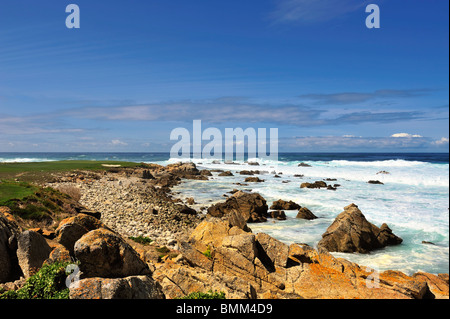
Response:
[0,261,72,299]
[129,236,153,245]
[179,290,226,299]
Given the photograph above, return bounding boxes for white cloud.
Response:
[111,139,128,146]
[391,133,423,138]
[432,137,449,145]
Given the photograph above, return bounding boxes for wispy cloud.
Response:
[283,135,433,151]
[270,0,371,24]
[61,97,424,127]
[299,89,432,105]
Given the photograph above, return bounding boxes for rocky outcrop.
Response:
[0,207,22,283]
[270,200,301,210]
[174,217,443,299]
[55,213,110,255]
[318,204,403,253]
[207,191,268,223]
[74,228,151,278]
[296,207,317,220]
[69,275,165,299]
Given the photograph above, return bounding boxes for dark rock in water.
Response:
[247,162,260,166]
[327,185,337,191]
[200,170,213,176]
[240,170,259,175]
[294,174,304,178]
[368,180,384,185]
[244,177,264,183]
[325,178,337,181]
[270,199,301,210]
[317,203,403,254]
[422,241,436,245]
[218,171,234,177]
[269,210,287,220]
[207,191,268,223]
[296,207,317,220]
[300,181,328,189]
[377,171,390,175]
[298,162,312,167]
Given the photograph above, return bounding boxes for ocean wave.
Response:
[0,157,55,163]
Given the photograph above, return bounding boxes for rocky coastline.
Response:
[1,162,448,299]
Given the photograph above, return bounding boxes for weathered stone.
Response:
[317,204,402,253]
[0,207,22,283]
[207,191,268,223]
[17,230,52,278]
[55,213,110,254]
[69,275,165,299]
[255,233,289,269]
[270,200,301,210]
[296,207,317,220]
[74,228,151,278]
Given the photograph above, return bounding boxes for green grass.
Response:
[0,160,140,173]
[0,181,37,205]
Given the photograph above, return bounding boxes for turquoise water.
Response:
[1,152,448,275]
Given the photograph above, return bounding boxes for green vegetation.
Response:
[0,181,37,205]
[0,183,76,221]
[156,246,170,254]
[0,160,140,183]
[0,261,72,299]
[203,246,212,259]
[179,290,226,299]
[129,236,153,245]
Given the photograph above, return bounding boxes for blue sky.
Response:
[0,0,448,152]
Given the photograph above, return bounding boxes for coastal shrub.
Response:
[0,261,72,299]
[179,290,226,299]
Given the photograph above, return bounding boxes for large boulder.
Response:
[74,228,151,278]
[16,230,52,278]
[207,191,268,223]
[317,204,403,253]
[69,275,165,299]
[0,207,22,283]
[55,213,110,255]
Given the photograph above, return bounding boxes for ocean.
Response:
[1,152,449,275]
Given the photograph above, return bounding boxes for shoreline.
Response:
[1,161,449,299]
